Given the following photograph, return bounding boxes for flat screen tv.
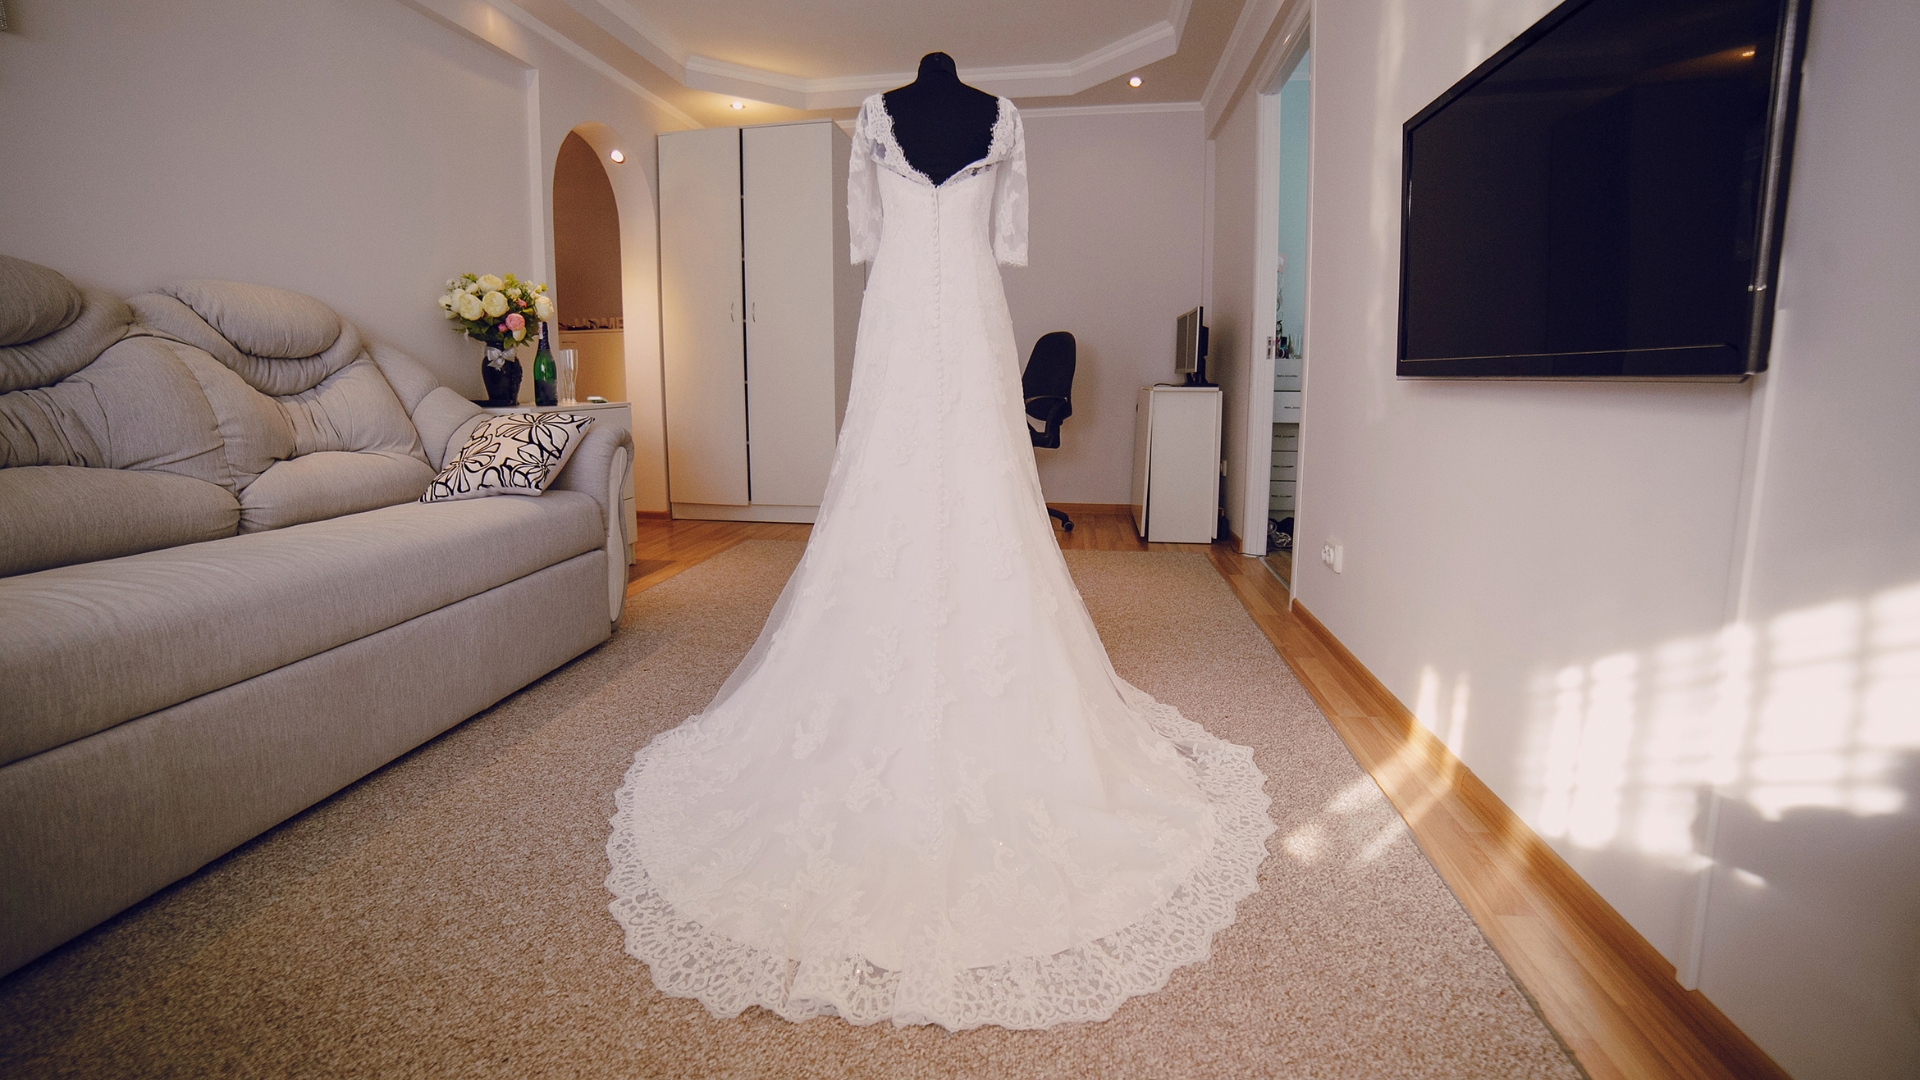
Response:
[1397,0,1811,379]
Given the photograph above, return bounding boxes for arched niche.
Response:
[553,121,667,513]
[553,131,625,400]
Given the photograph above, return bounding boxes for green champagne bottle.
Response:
[533,322,557,407]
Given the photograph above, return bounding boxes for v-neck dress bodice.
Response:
[604,93,1274,1032]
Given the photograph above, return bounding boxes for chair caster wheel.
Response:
[1063,521,1074,532]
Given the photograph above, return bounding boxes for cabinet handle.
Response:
[750,301,757,322]
[728,301,737,323]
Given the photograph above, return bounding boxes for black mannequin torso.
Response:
[882,53,1000,186]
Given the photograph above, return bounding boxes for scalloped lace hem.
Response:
[604,698,1274,1031]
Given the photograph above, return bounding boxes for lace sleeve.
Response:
[992,104,1028,267]
[848,99,883,265]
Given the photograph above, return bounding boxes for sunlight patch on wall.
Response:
[1415,666,1474,759]
[1446,675,1472,757]
[1520,579,1920,862]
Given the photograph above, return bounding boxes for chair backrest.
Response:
[1022,331,1076,404]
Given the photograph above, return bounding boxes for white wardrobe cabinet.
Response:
[658,121,863,522]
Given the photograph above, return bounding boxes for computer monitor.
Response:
[1175,306,1211,386]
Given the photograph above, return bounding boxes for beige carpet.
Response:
[0,542,1583,1079]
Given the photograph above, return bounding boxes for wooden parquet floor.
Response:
[626,508,1786,1080]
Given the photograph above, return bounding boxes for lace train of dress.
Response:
[606,94,1276,1030]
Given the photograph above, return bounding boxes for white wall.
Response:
[1690,0,1920,1072]
[1290,0,1920,1075]
[1003,106,1207,506]
[0,0,682,511]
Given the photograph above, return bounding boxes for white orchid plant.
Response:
[438,272,554,364]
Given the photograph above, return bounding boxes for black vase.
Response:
[481,353,523,407]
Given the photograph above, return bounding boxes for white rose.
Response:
[457,292,484,320]
[533,295,553,320]
[482,291,509,318]
[507,287,522,299]
[512,326,525,341]
[478,274,505,292]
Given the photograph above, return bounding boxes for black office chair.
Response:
[1022,331,1077,533]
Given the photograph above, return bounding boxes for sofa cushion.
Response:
[0,380,106,469]
[413,388,485,470]
[55,336,234,484]
[0,466,240,576]
[0,254,84,349]
[1,285,132,394]
[2,314,258,477]
[171,340,298,491]
[0,490,604,767]
[280,357,428,463]
[135,288,360,397]
[366,343,440,414]
[238,450,435,533]
[164,279,340,360]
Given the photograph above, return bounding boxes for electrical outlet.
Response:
[1320,539,1343,574]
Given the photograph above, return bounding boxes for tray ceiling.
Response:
[530,0,1245,121]
[611,0,1175,78]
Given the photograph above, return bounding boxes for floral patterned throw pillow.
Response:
[421,412,595,502]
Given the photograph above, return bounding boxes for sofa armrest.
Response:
[552,423,632,529]
[551,422,633,625]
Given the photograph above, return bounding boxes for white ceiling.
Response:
[510,0,1248,126]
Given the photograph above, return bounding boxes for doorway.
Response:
[552,130,625,403]
[1263,51,1310,586]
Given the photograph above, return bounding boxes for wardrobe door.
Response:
[659,127,749,507]
[742,123,838,507]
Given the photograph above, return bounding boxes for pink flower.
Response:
[505,312,525,332]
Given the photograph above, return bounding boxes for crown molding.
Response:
[402,0,698,127]
[1020,100,1203,119]
[565,0,1192,110]
[1201,0,1308,136]
[493,0,699,127]
[561,0,691,76]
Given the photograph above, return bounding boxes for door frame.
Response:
[1236,31,1314,561]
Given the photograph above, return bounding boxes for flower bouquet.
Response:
[439,272,554,405]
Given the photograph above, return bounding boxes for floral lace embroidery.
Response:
[607,694,1274,1031]
[792,693,834,760]
[847,94,1027,267]
[843,748,898,812]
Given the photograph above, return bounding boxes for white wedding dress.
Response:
[606,94,1274,1031]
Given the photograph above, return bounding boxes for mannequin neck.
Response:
[911,53,962,87]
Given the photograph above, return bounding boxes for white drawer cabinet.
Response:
[1130,386,1222,543]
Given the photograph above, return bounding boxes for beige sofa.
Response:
[0,254,632,976]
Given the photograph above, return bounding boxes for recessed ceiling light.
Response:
[608,149,625,164]
[729,100,746,110]
[1128,76,1142,88]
